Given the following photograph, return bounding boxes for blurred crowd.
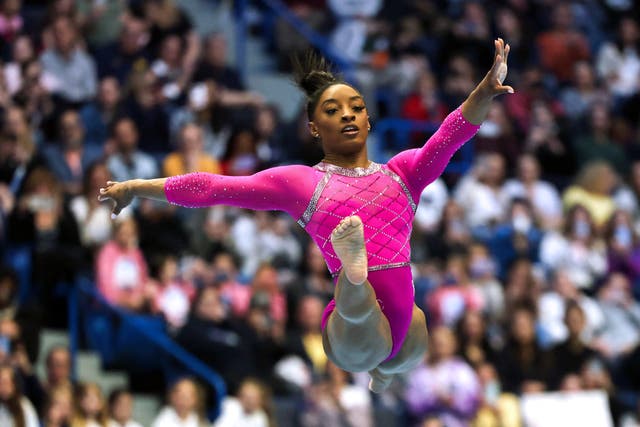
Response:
[0,0,640,426]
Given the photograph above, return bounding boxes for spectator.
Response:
[454,152,507,234]
[0,0,24,54]
[596,17,640,100]
[71,382,109,427]
[540,204,607,291]
[176,285,258,393]
[285,294,326,375]
[605,209,640,288]
[400,70,447,124]
[75,0,125,49]
[108,388,143,427]
[592,273,640,362]
[501,153,563,230]
[106,117,158,182]
[286,242,333,318]
[13,59,55,128]
[0,265,41,362]
[193,33,243,90]
[467,242,504,324]
[220,128,261,176]
[96,217,153,312]
[70,161,115,251]
[7,168,83,319]
[488,198,543,279]
[142,0,200,79]
[551,301,602,387]
[213,378,274,427]
[523,99,576,187]
[471,362,521,427]
[572,103,628,174]
[80,77,123,148]
[563,162,617,230]
[0,109,40,193]
[5,34,36,96]
[163,123,220,176]
[94,16,152,83]
[150,34,188,101]
[425,200,473,262]
[40,15,97,105]
[254,104,285,166]
[0,363,39,427]
[455,310,498,368]
[537,269,604,347]
[560,61,610,123]
[41,384,73,427]
[149,254,195,329]
[474,101,521,166]
[122,70,170,154]
[414,178,448,236]
[536,3,591,84]
[497,304,554,394]
[42,110,102,195]
[404,325,481,427]
[300,361,372,427]
[151,378,208,427]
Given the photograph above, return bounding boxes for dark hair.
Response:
[108,387,131,411]
[292,51,345,120]
[0,364,26,427]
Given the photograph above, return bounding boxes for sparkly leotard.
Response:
[164,107,480,360]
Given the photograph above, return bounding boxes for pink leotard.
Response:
[165,107,480,361]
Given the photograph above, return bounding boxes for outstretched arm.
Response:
[98,166,315,219]
[388,39,513,198]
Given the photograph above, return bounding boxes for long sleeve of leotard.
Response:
[386,106,480,201]
[163,165,316,219]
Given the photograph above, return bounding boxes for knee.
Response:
[324,334,391,373]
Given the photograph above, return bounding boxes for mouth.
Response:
[341,125,359,136]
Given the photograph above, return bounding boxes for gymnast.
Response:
[99,39,513,392]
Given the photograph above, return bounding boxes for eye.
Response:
[325,108,338,115]
[353,105,365,112]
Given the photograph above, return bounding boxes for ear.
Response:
[308,122,319,139]
[367,116,372,132]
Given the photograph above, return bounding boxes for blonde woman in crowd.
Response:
[71,383,109,427]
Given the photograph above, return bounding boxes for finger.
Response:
[497,85,515,95]
[504,43,510,64]
[489,54,503,77]
[498,38,504,58]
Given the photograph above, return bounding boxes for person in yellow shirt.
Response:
[562,161,617,230]
[163,123,221,176]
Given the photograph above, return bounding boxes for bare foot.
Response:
[331,215,368,285]
[368,367,393,393]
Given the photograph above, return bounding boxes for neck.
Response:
[321,152,370,169]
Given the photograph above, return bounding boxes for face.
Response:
[196,287,226,321]
[114,219,138,249]
[47,348,71,385]
[60,111,84,148]
[80,385,103,417]
[565,306,585,336]
[309,84,370,158]
[13,35,33,63]
[114,120,138,152]
[53,19,76,54]
[99,77,120,109]
[512,309,535,344]
[181,125,203,152]
[89,164,110,192]
[238,382,262,414]
[253,266,279,293]
[0,367,15,400]
[206,35,227,66]
[111,393,133,422]
[170,380,198,415]
[160,35,182,65]
[297,296,323,332]
[431,327,457,360]
[518,155,539,182]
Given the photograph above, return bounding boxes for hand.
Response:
[98,181,134,217]
[477,38,514,98]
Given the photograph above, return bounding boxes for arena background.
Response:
[1,0,640,426]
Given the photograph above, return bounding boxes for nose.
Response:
[341,109,355,122]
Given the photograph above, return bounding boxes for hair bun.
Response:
[292,51,341,97]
